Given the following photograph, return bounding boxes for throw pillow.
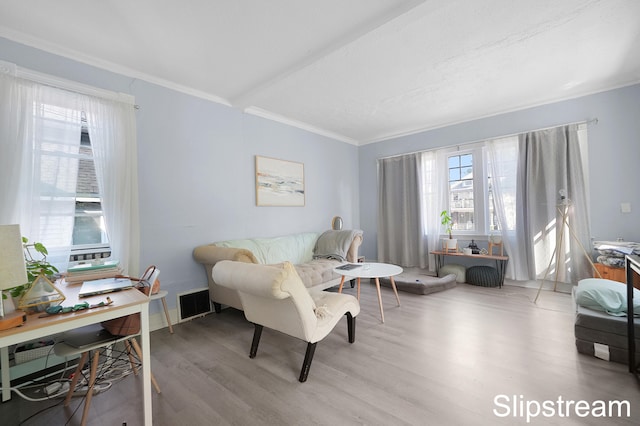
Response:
[575,278,640,316]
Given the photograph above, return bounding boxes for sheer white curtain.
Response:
[486,136,524,279]
[0,64,139,274]
[84,97,140,275]
[0,63,23,222]
[423,149,447,272]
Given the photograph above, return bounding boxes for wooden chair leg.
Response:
[250,324,263,358]
[64,351,88,407]
[80,350,101,426]
[124,339,139,376]
[129,337,162,394]
[160,296,174,334]
[346,312,356,343]
[299,342,317,382]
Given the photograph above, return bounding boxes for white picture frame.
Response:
[255,156,305,206]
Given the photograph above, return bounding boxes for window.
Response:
[444,143,506,236]
[448,153,474,231]
[73,120,109,248]
[2,65,138,273]
[37,106,109,263]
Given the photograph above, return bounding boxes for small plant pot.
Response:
[442,238,458,252]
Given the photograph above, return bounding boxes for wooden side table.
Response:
[593,263,625,284]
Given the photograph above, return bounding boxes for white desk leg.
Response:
[140,304,152,426]
[1,346,10,401]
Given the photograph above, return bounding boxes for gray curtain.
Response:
[516,124,592,282]
[377,153,427,268]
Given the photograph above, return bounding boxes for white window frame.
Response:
[443,144,492,239]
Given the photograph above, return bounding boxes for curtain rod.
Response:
[1,60,136,106]
[379,118,598,161]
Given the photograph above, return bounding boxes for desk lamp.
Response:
[0,224,28,330]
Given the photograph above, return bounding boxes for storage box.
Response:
[14,340,55,364]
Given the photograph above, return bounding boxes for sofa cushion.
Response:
[294,259,342,288]
[215,232,318,264]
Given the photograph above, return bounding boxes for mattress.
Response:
[574,303,640,364]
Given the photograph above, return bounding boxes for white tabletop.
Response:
[334,262,403,279]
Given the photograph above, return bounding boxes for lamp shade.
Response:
[0,224,28,291]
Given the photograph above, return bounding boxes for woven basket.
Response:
[14,341,54,364]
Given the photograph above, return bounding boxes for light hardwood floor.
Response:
[2,280,638,425]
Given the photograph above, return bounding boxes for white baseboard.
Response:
[149,308,177,332]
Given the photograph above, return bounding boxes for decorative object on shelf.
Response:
[488,234,503,256]
[0,224,29,329]
[440,210,457,252]
[18,274,65,311]
[467,239,480,254]
[331,216,343,230]
[255,155,305,206]
[38,297,112,318]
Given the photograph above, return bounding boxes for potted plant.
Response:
[2,237,59,306]
[440,210,457,252]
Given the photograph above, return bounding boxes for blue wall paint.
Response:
[0,37,360,313]
[358,84,640,259]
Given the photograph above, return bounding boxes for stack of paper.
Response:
[65,260,123,284]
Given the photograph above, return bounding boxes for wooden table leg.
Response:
[389,276,401,306]
[337,275,346,293]
[374,277,384,323]
[357,277,361,300]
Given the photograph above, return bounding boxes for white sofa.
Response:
[193,230,363,312]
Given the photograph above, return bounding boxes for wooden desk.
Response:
[0,283,152,426]
[431,250,509,287]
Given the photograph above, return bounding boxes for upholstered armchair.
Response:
[212,260,360,382]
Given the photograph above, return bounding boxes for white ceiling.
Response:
[1,0,639,144]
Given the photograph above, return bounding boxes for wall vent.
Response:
[176,287,212,322]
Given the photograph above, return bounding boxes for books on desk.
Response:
[65,260,123,284]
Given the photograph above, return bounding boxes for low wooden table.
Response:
[335,262,402,323]
[431,250,509,288]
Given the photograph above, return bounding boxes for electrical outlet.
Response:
[621,202,631,213]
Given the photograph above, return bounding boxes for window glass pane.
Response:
[449,168,460,181]
[448,153,475,231]
[72,124,108,246]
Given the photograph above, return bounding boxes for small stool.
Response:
[466,266,499,287]
[150,290,174,334]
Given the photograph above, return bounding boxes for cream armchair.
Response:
[212,260,360,382]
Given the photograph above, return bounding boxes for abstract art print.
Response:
[255,156,305,206]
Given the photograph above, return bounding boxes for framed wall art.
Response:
[255,155,305,206]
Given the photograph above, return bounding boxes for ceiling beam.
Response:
[230,0,427,109]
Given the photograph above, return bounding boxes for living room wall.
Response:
[0,37,360,315]
[357,83,640,263]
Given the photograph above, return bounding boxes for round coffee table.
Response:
[334,262,402,323]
